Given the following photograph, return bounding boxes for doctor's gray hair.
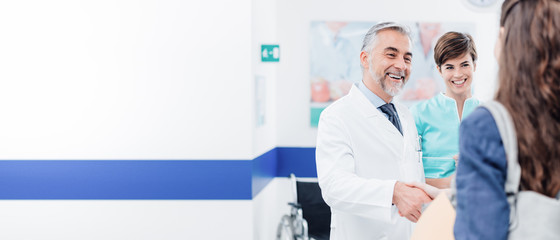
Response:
[361,22,412,54]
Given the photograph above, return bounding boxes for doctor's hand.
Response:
[406,181,450,200]
[392,181,432,223]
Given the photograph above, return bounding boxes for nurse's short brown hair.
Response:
[433,31,477,67]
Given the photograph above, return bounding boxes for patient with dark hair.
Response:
[454,0,560,239]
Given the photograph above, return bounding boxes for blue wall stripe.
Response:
[276,147,318,178]
[0,160,253,200]
[252,148,278,198]
[0,147,316,200]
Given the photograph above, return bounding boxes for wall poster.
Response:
[310,21,475,126]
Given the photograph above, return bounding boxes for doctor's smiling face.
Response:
[361,29,412,103]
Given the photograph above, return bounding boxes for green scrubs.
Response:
[410,93,480,178]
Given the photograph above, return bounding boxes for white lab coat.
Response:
[316,85,425,240]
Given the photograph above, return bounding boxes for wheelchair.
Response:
[276,173,331,240]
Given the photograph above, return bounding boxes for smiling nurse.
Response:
[409,32,480,188]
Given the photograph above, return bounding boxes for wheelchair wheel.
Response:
[276,215,297,240]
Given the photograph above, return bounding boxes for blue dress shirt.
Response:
[357,81,391,117]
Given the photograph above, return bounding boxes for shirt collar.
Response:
[357,80,389,108]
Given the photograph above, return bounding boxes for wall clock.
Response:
[462,0,500,11]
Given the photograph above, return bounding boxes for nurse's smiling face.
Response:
[437,53,475,99]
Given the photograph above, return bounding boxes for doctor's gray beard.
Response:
[368,63,404,97]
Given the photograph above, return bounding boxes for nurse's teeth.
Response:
[453,80,465,85]
[389,74,401,80]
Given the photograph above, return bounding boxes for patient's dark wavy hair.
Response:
[496,0,560,197]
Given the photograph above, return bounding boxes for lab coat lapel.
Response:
[347,85,403,136]
[394,103,409,137]
[347,85,381,118]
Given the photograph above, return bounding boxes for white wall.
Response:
[252,0,278,158]
[0,0,506,239]
[276,0,502,147]
[254,178,293,240]
[251,0,280,238]
[0,200,253,240]
[0,0,253,160]
[0,1,255,240]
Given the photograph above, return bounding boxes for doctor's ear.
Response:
[360,51,369,69]
[437,65,442,74]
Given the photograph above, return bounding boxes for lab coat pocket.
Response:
[401,136,424,182]
[401,159,424,182]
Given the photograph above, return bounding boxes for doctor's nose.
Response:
[394,59,408,71]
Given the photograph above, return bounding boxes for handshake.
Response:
[393,181,451,223]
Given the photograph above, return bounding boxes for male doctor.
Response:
[316,22,432,240]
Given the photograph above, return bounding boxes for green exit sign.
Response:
[261,44,279,62]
